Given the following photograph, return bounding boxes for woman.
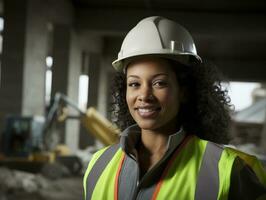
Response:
[84,16,266,200]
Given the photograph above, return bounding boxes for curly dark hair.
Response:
[110,59,232,144]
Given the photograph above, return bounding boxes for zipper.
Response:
[132,163,140,200]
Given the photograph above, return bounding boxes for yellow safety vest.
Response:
[83,135,266,200]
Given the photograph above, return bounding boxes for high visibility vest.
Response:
[83,135,266,200]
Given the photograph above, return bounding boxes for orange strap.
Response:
[114,152,126,200]
[151,135,193,200]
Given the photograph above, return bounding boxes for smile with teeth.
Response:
[135,107,160,118]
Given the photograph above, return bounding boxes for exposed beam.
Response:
[76,8,266,35]
[77,8,266,82]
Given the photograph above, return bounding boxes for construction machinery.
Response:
[43,92,119,149]
[0,93,120,178]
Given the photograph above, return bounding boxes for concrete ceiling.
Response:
[0,0,3,15]
[0,0,265,81]
[72,0,266,11]
[73,1,266,81]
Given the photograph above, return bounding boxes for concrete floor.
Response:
[0,175,83,200]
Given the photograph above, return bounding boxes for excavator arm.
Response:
[43,93,120,150]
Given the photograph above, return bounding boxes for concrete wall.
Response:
[22,0,49,116]
[0,0,86,152]
[0,0,28,130]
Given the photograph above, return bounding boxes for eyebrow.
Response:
[127,73,169,79]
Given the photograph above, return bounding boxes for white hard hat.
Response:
[112,16,202,72]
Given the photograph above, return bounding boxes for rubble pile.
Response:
[0,167,47,200]
[0,145,98,200]
[0,167,83,200]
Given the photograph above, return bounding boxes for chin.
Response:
[136,120,159,130]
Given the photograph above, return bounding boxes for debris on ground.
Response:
[0,167,83,200]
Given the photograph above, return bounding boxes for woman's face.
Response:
[126,57,184,133]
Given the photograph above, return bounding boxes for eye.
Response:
[127,82,140,88]
[153,80,168,88]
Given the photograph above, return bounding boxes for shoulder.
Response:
[225,147,266,184]
[202,140,266,198]
[83,146,109,184]
[228,156,266,199]
[89,143,121,168]
[221,146,266,199]
[83,143,121,186]
[84,144,119,174]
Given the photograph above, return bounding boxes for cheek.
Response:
[158,89,176,103]
[158,89,181,109]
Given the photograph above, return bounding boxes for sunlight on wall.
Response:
[78,75,89,111]
[45,56,53,105]
[222,82,261,111]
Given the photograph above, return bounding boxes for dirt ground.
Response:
[0,174,83,200]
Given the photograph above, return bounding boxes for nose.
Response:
[137,85,154,102]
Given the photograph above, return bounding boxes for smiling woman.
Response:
[83,16,266,200]
[126,57,182,134]
[111,57,232,144]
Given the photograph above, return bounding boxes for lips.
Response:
[135,106,161,118]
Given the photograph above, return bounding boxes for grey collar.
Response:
[120,124,186,159]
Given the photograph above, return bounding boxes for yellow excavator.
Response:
[0,92,120,178]
[43,92,119,149]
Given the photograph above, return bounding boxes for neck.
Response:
[140,130,169,154]
[140,121,179,150]
[137,129,173,175]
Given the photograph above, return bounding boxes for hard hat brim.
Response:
[112,51,202,72]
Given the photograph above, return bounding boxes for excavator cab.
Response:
[1,116,44,157]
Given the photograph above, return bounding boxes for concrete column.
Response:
[0,0,48,130]
[90,57,115,149]
[51,24,71,97]
[51,24,85,152]
[79,52,101,149]
[48,25,69,147]
[87,53,101,108]
[22,0,49,116]
[98,58,110,118]
[0,1,26,123]
[44,0,79,152]
[77,34,103,149]
[65,31,81,153]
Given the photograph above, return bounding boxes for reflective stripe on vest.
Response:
[151,137,226,200]
[195,142,223,200]
[84,136,236,200]
[85,143,120,200]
